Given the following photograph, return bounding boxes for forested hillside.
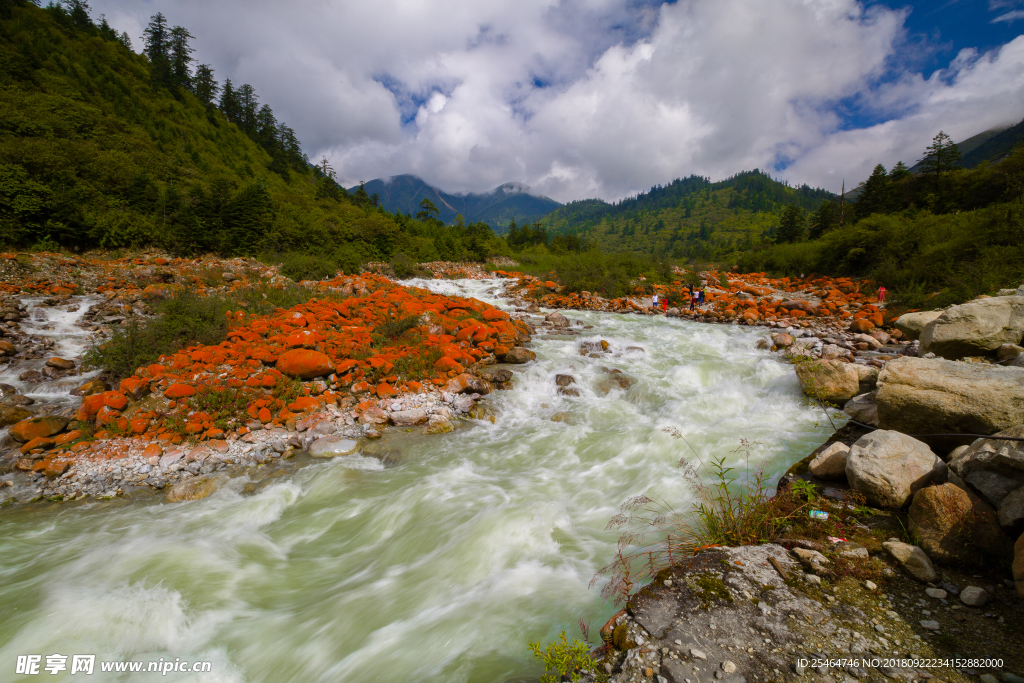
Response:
[541,170,835,259]
[0,0,506,274]
[735,132,1024,313]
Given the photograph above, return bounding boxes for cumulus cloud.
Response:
[90,0,1024,200]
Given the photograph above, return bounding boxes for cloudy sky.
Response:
[91,0,1024,202]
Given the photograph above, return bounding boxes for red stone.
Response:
[276,349,334,379]
[164,383,196,399]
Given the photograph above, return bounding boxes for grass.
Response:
[514,246,675,298]
[84,288,231,379]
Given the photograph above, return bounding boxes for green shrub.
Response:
[390,252,417,279]
[528,631,605,683]
[270,252,338,282]
[84,288,230,379]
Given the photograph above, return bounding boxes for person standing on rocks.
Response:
[652,292,659,311]
[662,297,668,314]
[878,285,886,304]
[699,286,706,308]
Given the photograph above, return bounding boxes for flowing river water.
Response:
[0,279,835,682]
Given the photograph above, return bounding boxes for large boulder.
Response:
[445,373,493,395]
[846,430,946,508]
[908,483,1010,565]
[389,408,428,426]
[165,475,226,502]
[843,392,878,427]
[502,347,536,364]
[997,485,1024,532]
[794,359,860,404]
[0,404,33,427]
[920,296,1024,359]
[895,310,943,341]
[276,349,335,379]
[309,435,359,457]
[948,425,1024,527]
[875,357,1024,444]
[8,415,68,442]
[809,442,850,479]
[882,541,937,582]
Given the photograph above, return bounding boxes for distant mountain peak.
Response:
[494,181,533,196]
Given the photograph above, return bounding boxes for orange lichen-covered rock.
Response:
[165,383,197,399]
[376,383,397,398]
[288,396,320,412]
[277,349,334,379]
[20,436,56,454]
[120,377,150,400]
[102,391,129,411]
[9,415,68,443]
[849,318,875,333]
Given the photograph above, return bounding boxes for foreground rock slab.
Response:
[846,430,946,508]
[876,356,1024,440]
[920,295,1024,359]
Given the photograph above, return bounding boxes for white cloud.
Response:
[88,0,1024,201]
[993,10,1024,22]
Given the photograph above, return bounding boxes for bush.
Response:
[528,631,605,683]
[84,288,230,379]
[515,248,675,297]
[270,252,338,281]
[390,252,417,279]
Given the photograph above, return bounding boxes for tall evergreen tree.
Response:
[142,13,170,84]
[237,84,258,132]
[218,78,239,122]
[192,64,219,106]
[889,161,911,181]
[64,0,91,29]
[855,164,893,220]
[255,104,277,146]
[919,131,962,176]
[808,200,837,239]
[168,25,195,89]
[775,205,805,243]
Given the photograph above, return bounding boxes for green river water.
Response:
[0,278,834,682]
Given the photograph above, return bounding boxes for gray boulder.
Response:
[920,296,1024,359]
[846,430,946,508]
[809,442,850,479]
[876,357,1024,439]
[895,310,943,340]
[843,392,878,427]
[309,435,359,458]
[502,347,536,364]
[998,485,1024,530]
[794,359,860,404]
[882,541,937,582]
[390,409,428,426]
[948,425,1024,517]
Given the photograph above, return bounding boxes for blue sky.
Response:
[93,0,1024,200]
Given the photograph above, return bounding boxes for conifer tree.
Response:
[919,131,962,176]
[192,64,218,106]
[855,164,893,219]
[168,26,195,89]
[142,13,170,84]
[808,200,836,239]
[237,84,258,132]
[775,205,804,243]
[219,78,239,122]
[889,161,910,181]
[65,0,91,29]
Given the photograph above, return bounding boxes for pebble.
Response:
[863,580,877,591]
[920,620,940,631]
[959,586,989,607]
[925,588,948,600]
[721,661,736,673]
[690,648,707,660]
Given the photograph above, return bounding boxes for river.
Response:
[0,279,834,682]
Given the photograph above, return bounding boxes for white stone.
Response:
[809,442,850,479]
[959,586,989,607]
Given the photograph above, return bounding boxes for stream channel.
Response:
[0,278,835,682]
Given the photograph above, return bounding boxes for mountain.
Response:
[541,170,836,260]
[352,175,561,230]
[961,117,1024,168]
[0,1,506,267]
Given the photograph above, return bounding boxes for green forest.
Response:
[540,171,836,259]
[0,0,508,278]
[734,132,1024,312]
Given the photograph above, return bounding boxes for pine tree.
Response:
[168,26,195,89]
[855,164,893,220]
[219,78,239,122]
[65,0,91,29]
[775,205,804,243]
[416,197,438,221]
[237,84,258,132]
[808,200,836,239]
[919,131,962,176]
[255,104,277,147]
[889,161,911,181]
[192,64,219,106]
[142,13,170,84]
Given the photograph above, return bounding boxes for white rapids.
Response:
[0,280,833,683]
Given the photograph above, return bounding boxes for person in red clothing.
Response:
[878,285,886,303]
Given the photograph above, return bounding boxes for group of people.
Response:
[651,283,705,313]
